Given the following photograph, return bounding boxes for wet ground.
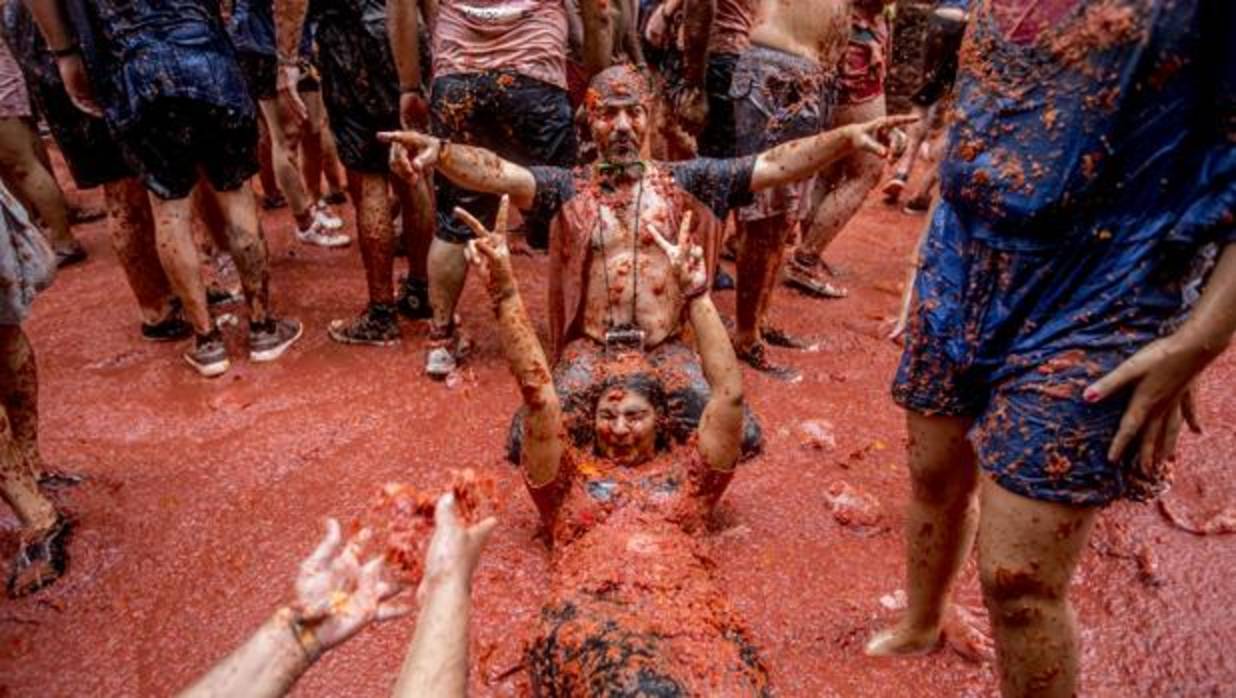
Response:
[0,171,1233,697]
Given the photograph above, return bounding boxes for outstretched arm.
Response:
[751,114,918,192]
[392,494,497,698]
[454,197,564,486]
[1087,242,1236,471]
[379,130,538,209]
[178,520,411,698]
[650,214,743,471]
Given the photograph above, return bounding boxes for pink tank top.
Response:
[433,0,569,89]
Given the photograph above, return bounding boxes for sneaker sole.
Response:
[184,353,230,378]
[296,234,352,249]
[250,322,306,362]
[327,323,398,347]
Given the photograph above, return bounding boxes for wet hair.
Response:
[590,372,672,454]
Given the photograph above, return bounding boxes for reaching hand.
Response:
[1085,333,1214,474]
[849,114,920,158]
[56,55,103,117]
[292,519,412,655]
[378,130,441,183]
[455,195,517,300]
[418,493,498,602]
[649,212,707,298]
[276,64,308,125]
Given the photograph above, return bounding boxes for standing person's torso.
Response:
[433,0,569,89]
[748,0,850,66]
[90,0,224,54]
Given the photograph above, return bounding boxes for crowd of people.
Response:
[0,0,1233,696]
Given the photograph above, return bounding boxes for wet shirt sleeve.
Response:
[669,156,757,220]
[528,165,577,222]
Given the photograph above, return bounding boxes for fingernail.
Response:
[1083,388,1098,402]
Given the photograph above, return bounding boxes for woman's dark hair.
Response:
[589,372,672,454]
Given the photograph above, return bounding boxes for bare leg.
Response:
[428,236,467,332]
[149,193,213,334]
[256,118,282,205]
[396,176,433,282]
[797,98,886,265]
[883,103,931,203]
[315,109,347,200]
[258,99,313,229]
[352,171,395,304]
[977,479,1097,698]
[0,117,80,256]
[735,215,791,350]
[868,412,987,658]
[104,178,177,325]
[0,326,54,531]
[299,92,328,202]
[205,183,271,323]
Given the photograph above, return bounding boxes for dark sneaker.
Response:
[262,193,287,210]
[328,304,399,346]
[249,318,304,362]
[713,269,736,291]
[762,326,818,351]
[141,303,192,342]
[207,286,243,307]
[54,243,88,268]
[183,331,230,377]
[903,194,933,214]
[7,515,73,598]
[881,173,908,205]
[737,342,802,383]
[396,276,433,320]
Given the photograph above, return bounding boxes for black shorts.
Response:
[236,50,277,101]
[697,52,740,158]
[30,78,132,189]
[314,22,400,173]
[117,97,259,200]
[430,71,577,245]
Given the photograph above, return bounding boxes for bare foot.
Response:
[866,605,993,664]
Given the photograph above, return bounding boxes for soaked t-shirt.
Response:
[433,0,569,89]
[709,0,755,55]
[228,0,312,58]
[65,0,253,130]
[940,0,1236,251]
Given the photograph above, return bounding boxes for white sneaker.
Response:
[425,346,457,380]
[314,201,344,230]
[296,217,351,248]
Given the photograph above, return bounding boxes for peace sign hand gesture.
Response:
[649,212,708,299]
[454,195,517,302]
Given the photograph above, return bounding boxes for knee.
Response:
[909,460,976,507]
[980,562,1062,627]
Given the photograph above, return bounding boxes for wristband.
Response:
[285,610,323,663]
[276,54,300,68]
[400,84,426,97]
[50,44,79,59]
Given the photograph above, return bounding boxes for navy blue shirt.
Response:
[66,0,254,130]
[939,0,1235,251]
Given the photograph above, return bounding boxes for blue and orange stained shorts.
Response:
[891,201,1217,506]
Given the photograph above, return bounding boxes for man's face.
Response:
[591,100,648,165]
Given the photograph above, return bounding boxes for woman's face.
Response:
[595,386,658,466]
